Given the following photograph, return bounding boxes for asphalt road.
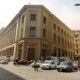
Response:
[0,62,80,80]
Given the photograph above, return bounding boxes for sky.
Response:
[0,0,80,30]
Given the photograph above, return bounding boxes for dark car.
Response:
[57,61,73,72]
[78,60,80,69]
[13,59,32,65]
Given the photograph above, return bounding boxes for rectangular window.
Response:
[53,24,56,30]
[30,14,36,21]
[75,35,79,38]
[65,40,66,46]
[54,34,56,42]
[61,29,63,34]
[76,45,78,48]
[62,37,63,45]
[43,29,46,37]
[22,15,25,23]
[65,31,66,36]
[29,27,36,37]
[77,50,78,54]
[20,28,23,38]
[58,36,60,43]
[58,26,60,32]
[67,33,69,38]
[43,17,47,23]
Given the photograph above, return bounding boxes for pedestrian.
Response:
[33,59,38,71]
[15,58,19,65]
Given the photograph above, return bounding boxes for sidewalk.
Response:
[0,62,80,80]
[0,62,44,80]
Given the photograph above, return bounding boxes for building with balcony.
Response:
[73,30,80,59]
[0,5,74,60]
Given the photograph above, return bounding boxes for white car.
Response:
[72,61,78,70]
[41,60,56,69]
[0,59,8,64]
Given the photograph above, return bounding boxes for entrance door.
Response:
[58,48,60,58]
[18,45,22,60]
[28,48,35,61]
[40,49,46,60]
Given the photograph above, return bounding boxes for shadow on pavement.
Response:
[0,67,25,80]
[60,70,78,73]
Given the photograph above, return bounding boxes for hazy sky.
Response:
[0,0,80,30]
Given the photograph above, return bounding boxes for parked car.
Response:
[78,60,80,69]
[72,61,78,70]
[41,60,56,69]
[45,56,59,66]
[0,59,9,64]
[58,57,69,63]
[45,56,58,62]
[57,61,73,72]
[13,59,32,65]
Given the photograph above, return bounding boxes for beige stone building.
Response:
[73,30,80,59]
[0,5,74,60]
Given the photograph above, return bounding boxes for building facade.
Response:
[73,30,80,59]
[0,5,74,60]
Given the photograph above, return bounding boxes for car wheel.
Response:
[57,69,60,72]
[41,67,44,70]
[71,68,74,72]
[75,68,78,71]
[55,66,56,69]
[67,68,71,72]
[49,66,51,69]
[68,68,72,72]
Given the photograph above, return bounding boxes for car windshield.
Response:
[46,57,51,60]
[44,61,54,64]
[73,61,78,64]
[46,57,55,60]
[60,62,68,65]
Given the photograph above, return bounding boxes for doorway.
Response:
[18,44,22,60]
[28,48,35,61]
[40,49,46,60]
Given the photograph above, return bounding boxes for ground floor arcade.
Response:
[0,39,74,60]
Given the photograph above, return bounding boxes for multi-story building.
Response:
[73,30,80,59]
[0,5,74,60]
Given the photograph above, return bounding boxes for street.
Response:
[0,62,80,80]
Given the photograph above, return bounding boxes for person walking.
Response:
[33,59,38,71]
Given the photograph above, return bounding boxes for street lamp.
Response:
[75,3,80,6]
